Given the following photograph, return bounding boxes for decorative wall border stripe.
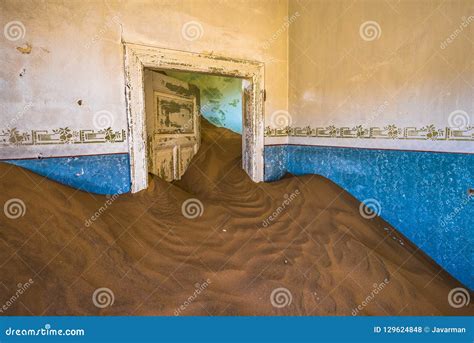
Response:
[264,125,474,141]
[0,127,127,145]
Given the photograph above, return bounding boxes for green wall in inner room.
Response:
[165,71,243,134]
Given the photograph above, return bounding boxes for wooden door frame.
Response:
[123,42,265,193]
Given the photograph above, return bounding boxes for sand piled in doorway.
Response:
[0,120,471,315]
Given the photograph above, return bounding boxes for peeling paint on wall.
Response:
[16,42,32,54]
[166,71,243,134]
[5,153,131,195]
[0,0,287,161]
[265,144,474,289]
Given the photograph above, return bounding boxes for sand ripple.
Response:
[0,120,471,315]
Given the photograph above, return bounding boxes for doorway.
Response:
[123,43,265,193]
[144,68,246,182]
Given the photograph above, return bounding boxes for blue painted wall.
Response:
[4,147,472,288]
[5,154,131,195]
[264,145,288,181]
[265,145,473,289]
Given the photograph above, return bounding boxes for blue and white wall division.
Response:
[264,143,473,289]
[0,126,131,195]
[263,0,474,290]
[0,1,289,194]
[1,0,472,295]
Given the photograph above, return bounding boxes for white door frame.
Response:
[123,43,265,193]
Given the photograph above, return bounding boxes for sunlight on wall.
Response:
[167,71,243,134]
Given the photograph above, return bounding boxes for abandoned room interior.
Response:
[0,0,472,324]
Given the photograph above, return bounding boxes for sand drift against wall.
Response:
[0,121,471,315]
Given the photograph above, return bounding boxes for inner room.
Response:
[143,68,244,182]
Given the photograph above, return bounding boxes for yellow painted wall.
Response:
[287,0,473,153]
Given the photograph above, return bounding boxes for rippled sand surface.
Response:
[0,121,471,315]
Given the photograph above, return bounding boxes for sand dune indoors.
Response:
[0,120,471,316]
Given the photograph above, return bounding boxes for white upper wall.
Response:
[0,0,289,159]
[2,0,472,156]
[286,0,473,153]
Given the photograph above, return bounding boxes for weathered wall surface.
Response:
[166,70,243,134]
[0,0,289,159]
[277,0,473,153]
[263,0,474,289]
[264,145,474,288]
